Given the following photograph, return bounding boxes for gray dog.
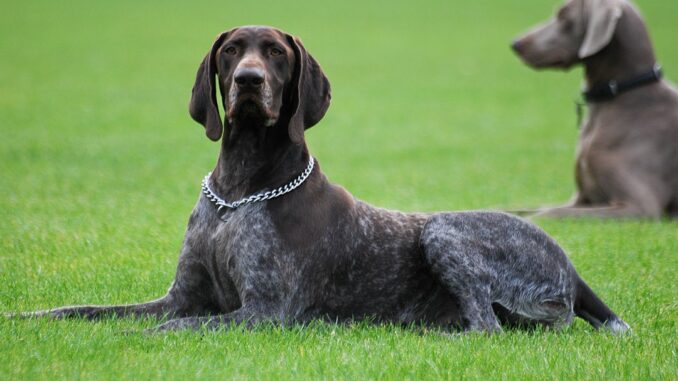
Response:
[512,0,678,219]
[15,26,629,334]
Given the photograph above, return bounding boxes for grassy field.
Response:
[1,0,677,379]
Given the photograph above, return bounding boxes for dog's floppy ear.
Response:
[285,35,331,145]
[189,31,231,141]
[578,0,623,59]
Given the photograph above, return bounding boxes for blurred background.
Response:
[2,0,676,215]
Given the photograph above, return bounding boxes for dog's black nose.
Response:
[511,39,525,53]
[234,68,265,88]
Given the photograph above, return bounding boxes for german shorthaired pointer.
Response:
[16,26,629,334]
[512,0,678,218]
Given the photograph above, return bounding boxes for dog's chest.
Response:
[216,203,278,259]
[575,114,615,202]
[209,203,299,300]
[575,133,601,200]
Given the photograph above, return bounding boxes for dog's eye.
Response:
[561,19,574,32]
[224,46,237,55]
[556,7,568,20]
[270,47,284,56]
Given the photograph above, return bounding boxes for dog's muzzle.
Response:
[228,67,276,125]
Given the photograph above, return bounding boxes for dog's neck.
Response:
[210,120,309,202]
[583,5,656,88]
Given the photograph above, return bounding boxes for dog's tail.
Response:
[574,276,630,334]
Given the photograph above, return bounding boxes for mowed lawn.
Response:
[1,0,677,379]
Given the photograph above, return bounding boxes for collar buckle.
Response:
[584,64,663,103]
[653,64,662,79]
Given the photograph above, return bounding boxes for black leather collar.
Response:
[583,65,662,102]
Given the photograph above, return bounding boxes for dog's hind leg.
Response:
[422,260,501,333]
[420,221,501,333]
[420,212,579,333]
[457,289,502,333]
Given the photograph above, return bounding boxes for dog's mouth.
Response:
[534,59,576,70]
[227,91,278,126]
[518,51,576,70]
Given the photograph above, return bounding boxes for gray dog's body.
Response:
[17,26,628,334]
[513,0,678,219]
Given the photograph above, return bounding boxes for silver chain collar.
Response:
[201,156,315,220]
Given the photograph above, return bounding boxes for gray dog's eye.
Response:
[224,46,237,55]
[270,47,283,56]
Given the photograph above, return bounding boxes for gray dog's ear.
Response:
[285,35,331,145]
[578,0,623,59]
[189,31,232,141]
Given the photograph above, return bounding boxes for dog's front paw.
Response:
[3,310,58,319]
[31,307,101,320]
[145,317,202,334]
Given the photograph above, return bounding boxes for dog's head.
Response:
[511,0,626,69]
[189,26,331,144]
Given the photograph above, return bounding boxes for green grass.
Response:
[1,0,677,379]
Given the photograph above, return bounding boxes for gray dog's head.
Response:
[189,26,331,144]
[511,0,626,69]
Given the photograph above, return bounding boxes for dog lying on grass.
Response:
[12,26,629,334]
[512,0,678,218]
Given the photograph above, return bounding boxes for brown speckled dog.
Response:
[16,26,629,334]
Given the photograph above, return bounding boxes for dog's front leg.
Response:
[11,295,180,320]
[9,236,225,321]
[507,192,586,217]
[10,261,215,321]
[538,163,666,219]
[145,305,280,333]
